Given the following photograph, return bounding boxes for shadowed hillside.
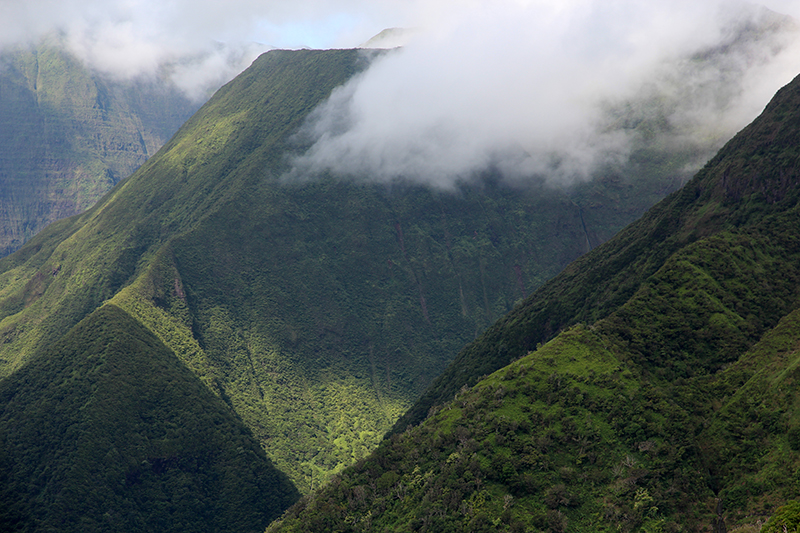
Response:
[0,45,700,502]
[0,304,298,533]
[268,72,800,532]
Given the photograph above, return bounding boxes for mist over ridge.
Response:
[0,0,421,99]
[290,1,800,188]
[3,3,800,527]
[3,1,799,125]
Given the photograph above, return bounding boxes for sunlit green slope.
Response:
[0,38,199,256]
[0,304,298,533]
[0,44,699,500]
[268,73,800,532]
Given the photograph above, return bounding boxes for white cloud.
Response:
[0,0,418,95]
[1,0,799,173]
[288,0,800,187]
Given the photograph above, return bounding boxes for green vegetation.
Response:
[271,324,695,532]
[0,36,199,256]
[0,304,298,532]
[267,59,800,531]
[0,43,700,508]
[0,34,778,531]
[762,501,800,533]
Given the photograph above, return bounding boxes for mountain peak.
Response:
[360,27,418,48]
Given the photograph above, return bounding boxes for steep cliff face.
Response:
[0,39,199,255]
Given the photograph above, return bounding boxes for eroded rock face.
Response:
[0,40,200,256]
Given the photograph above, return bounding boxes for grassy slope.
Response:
[393,72,800,433]
[268,75,800,531]
[0,46,697,496]
[0,38,199,256]
[0,304,298,533]
[12,45,780,527]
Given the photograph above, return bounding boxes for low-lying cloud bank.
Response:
[0,0,278,99]
[3,0,799,180]
[289,1,800,187]
[0,0,421,99]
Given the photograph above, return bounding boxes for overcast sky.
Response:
[3,0,800,185]
[0,0,428,95]
[4,0,799,71]
[286,0,800,186]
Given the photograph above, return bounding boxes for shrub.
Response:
[762,500,800,533]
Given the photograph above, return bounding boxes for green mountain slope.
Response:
[267,75,800,531]
[0,38,200,256]
[0,303,298,533]
[393,69,800,433]
[0,45,700,500]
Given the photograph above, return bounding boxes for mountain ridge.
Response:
[392,71,800,434]
[0,46,697,500]
[0,303,298,532]
[267,63,800,533]
[0,38,789,531]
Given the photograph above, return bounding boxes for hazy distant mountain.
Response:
[360,28,418,48]
[0,38,201,256]
[268,61,800,533]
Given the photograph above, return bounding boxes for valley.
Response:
[270,56,800,533]
[0,11,799,531]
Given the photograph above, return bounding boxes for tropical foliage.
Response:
[0,45,697,504]
[0,304,298,532]
[268,54,800,532]
[0,31,791,530]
